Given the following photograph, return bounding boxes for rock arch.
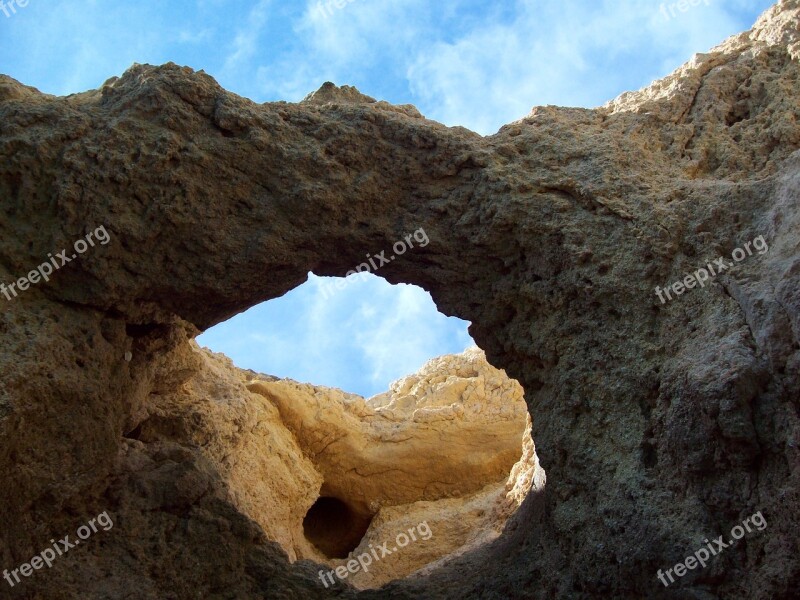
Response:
[0,2,798,597]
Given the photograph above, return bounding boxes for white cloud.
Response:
[249,0,429,101]
[196,274,474,397]
[229,0,773,133]
[350,283,436,386]
[223,0,272,73]
[178,28,214,44]
[406,0,768,133]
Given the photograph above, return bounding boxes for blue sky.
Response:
[1,0,775,396]
[198,274,475,396]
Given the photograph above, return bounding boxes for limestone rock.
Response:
[0,1,799,598]
[118,343,533,583]
[302,82,377,105]
[247,347,529,515]
[334,411,544,590]
[130,346,324,561]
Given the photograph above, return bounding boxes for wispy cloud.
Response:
[196,274,473,398]
[223,0,272,73]
[237,0,773,133]
[178,28,214,44]
[406,0,766,133]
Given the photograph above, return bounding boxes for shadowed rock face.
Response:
[0,0,798,597]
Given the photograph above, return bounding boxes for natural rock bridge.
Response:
[0,1,798,598]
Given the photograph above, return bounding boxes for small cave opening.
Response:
[303,496,374,559]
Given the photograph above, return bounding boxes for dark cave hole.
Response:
[123,422,143,440]
[303,496,374,559]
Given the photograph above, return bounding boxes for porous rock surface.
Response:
[248,346,529,513]
[115,344,535,589]
[0,1,799,598]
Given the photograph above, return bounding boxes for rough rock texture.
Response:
[342,412,544,591]
[0,1,799,598]
[126,344,324,563]
[114,344,534,587]
[248,346,535,588]
[248,346,528,513]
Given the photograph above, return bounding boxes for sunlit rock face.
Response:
[248,347,530,514]
[0,1,799,598]
[249,346,537,587]
[108,345,537,589]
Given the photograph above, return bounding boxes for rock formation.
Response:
[0,1,798,598]
[115,344,536,589]
[249,346,529,511]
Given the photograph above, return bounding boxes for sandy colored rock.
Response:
[130,346,324,561]
[0,2,799,598]
[333,411,544,590]
[247,347,529,515]
[111,343,533,582]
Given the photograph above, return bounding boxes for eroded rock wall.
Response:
[96,342,535,588]
[0,1,799,598]
[247,347,528,514]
